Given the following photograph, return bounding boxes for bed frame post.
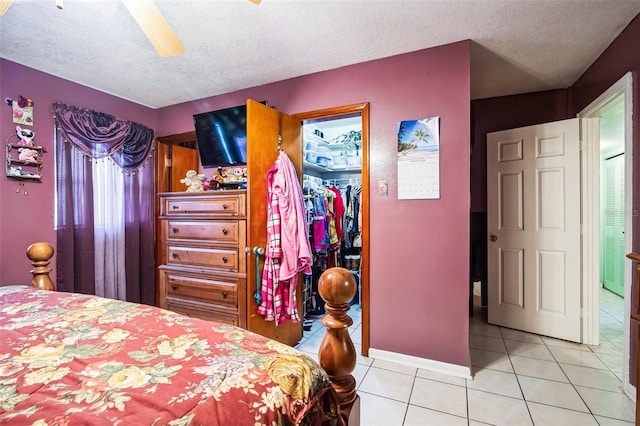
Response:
[317,267,360,426]
[26,242,55,291]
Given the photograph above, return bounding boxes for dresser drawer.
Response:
[165,273,239,309]
[161,193,246,218]
[166,220,241,244]
[166,301,239,326]
[167,245,241,272]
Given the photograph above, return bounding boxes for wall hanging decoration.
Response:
[5,95,34,126]
[5,125,44,187]
[397,116,440,200]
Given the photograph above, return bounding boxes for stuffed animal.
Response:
[226,168,237,182]
[16,125,35,146]
[233,167,245,182]
[180,170,206,192]
[18,147,39,163]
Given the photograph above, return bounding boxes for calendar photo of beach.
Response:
[397,116,440,161]
[397,116,441,199]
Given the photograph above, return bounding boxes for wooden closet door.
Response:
[246,99,304,345]
[170,145,199,192]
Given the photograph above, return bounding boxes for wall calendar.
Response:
[397,116,440,200]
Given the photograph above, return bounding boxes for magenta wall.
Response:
[0,59,156,286]
[157,41,472,367]
[1,42,471,367]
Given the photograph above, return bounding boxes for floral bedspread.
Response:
[0,286,342,425]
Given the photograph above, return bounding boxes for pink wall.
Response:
[157,41,472,367]
[1,42,471,368]
[0,59,156,286]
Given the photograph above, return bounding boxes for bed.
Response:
[0,242,360,425]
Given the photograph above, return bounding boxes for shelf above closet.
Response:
[303,160,361,174]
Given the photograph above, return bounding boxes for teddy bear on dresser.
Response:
[180,170,206,192]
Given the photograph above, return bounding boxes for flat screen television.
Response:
[193,101,267,168]
[193,104,249,168]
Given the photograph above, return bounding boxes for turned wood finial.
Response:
[26,242,55,291]
[318,267,359,424]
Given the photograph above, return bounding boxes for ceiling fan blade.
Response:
[121,0,184,58]
[0,0,13,16]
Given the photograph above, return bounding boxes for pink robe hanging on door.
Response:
[258,151,312,325]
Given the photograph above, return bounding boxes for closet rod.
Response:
[323,178,362,185]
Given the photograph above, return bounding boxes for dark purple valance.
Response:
[52,102,154,171]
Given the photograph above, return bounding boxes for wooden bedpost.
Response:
[317,267,360,426]
[26,242,55,291]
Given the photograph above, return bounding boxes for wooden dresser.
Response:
[158,190,247,327]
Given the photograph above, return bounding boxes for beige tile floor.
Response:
[295,287,635,425]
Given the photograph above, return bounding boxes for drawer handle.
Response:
[172,227,178,234]
[222,256,228,264]
[171,285,177,291]
[221,291,227,299]
[222,228,228,235]
[172,253,179,259]
[222,203,228,210]
[172,205,179,210]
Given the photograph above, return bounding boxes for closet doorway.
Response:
[294,103,370,356]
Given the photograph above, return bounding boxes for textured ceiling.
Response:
[1,0,639,109]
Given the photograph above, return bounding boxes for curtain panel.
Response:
[52,102,154,170]
[53,102,156,305]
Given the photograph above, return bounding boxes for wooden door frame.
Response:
[294,102,370,356]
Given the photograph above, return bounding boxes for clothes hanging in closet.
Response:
[342,184,362,249]
[258,151,312,326]
[326,186,345,241]
[303,182,364,254]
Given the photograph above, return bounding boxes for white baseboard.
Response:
[368,348,473,380]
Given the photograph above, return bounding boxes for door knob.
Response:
[490,235,497,242]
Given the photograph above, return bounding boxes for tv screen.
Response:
[193,104,249,168]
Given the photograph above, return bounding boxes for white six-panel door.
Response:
[487,118,582,342]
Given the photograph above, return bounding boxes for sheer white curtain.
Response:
[92,158,126,300]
